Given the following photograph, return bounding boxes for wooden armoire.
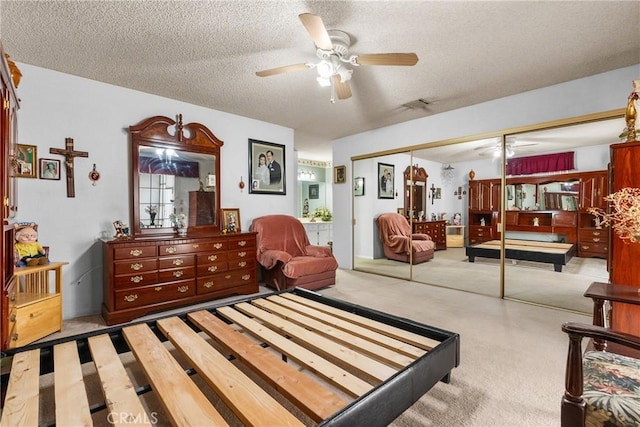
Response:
[609,140,640,334]
[1,43,21,350]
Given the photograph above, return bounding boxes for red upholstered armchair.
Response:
[251,215,338,291]
[376,213,435,264]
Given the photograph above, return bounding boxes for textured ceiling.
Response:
[1,1,639,161]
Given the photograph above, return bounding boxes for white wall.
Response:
[333,64,640,269]
[15,64,295,319]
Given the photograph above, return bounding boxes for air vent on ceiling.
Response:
[402,98,431,110]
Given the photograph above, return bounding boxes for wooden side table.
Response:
[584,281,640,356]
[8,262,68,348]
[446,225,465,248]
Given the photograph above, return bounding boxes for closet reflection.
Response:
[351,117,621,314]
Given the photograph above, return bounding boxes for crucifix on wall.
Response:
[50,137,89,197]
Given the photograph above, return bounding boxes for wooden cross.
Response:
[50,137,89,197]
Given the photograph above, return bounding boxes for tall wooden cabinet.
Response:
[609,141,640,335]
[577,171,609,258]
[1,43,20,350]
[468,179,501,244]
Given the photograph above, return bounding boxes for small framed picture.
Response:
[221,208,241,232]
[397,208,405,216]
[334,165,346,184]
[16,144,38,178]
[309,184,319,199]
[354,177,364,196]
[248,139,286,195]
[39,158,61,180]
[378,162,394,199]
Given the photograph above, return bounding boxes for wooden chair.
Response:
[561,282,640,426]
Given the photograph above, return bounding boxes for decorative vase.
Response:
[149,212,156,226]
[469,169,475,180]
[177,227,187,237]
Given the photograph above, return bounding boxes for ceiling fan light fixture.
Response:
[316,76,331,87]
[316,59,334,78]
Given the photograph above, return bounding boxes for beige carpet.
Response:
[354,247,608,314]
[5,269,591,426]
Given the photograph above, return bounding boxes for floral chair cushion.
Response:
[583,350,640,427]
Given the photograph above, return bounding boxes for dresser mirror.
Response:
[130,115,223,236]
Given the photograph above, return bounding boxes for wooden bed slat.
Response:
[87,334,152,426]
[0,350,40,427]
[253,298,416,369]
[266,295,427,359]
[122,323,228,427]
[216,305,373,397]
[54,341,92,426]
[281,293,440,350]
[187,310,347,423]
[235,301,398,383]
[156,316,304,427]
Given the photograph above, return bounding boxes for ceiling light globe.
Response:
[317,60,334,78]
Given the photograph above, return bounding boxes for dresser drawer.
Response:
[158,266,195,282]
[158,255,196,269]
[228,258,254,271]
[158,242,212,256]
[115,279,196,310]
[228,248,253,261]
[11,295,61,348]
[579,242,608,254]
[114,258,157,275]
[113,245,157,260]
[196,252,228,265]
[197,268,257,294]
[228,236,255,250]
[579,229,607,242]
[197,261,228,275]
[114,272,159,289]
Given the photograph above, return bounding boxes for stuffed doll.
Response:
[14,224,48,266]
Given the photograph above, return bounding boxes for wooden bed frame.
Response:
[0,288,460,426]
[466,239,577,272]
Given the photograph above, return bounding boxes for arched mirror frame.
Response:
[130,114,223,237]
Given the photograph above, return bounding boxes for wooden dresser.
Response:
[413,220,446,250]
[103,232,258,325]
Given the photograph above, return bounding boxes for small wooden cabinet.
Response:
[103,233,258,325]
[413,220,446,250]
[7,262,67,348]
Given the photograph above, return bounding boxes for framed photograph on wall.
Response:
[39,158,61,180]
[354,176,364,196]
[221,208,241,232]
[248,139,286,195]
[334,165,346,184]
[309,184,319,199]
[16,144,37,178]
[378,162,394,199]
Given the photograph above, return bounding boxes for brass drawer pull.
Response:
[242,274,250,281]
[582,245,590,250]
[225,275,232,279]
[238,251,247,257]
[165,247,177,254]
[192,244,200,249]
[238,261,247,268]
[11,334,18,341]
[130,276,143,283]
[214,243,223,249]
[208,255,218,261]
[592,231,601,236]
[155,287,162,291]
[30,312,43,318]
[129,249,143,257]
[173,259,184,266]
[592,238,600,242]
[238,240,247,247]
[204,281,214,288]
[208,266,218,272]
[177,286,189,293]
[173,270,184,277]
[124,294,138,302]
[131,263,143,270]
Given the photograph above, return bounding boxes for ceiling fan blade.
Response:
[332,75,352,100]
[298,13,333,50]
[255,63,310,77]
[354,53,419,66]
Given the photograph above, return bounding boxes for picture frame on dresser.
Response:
[221,208,241,232]
[378,162,394,199]
[16,144,37,178]
[248,139,286,195]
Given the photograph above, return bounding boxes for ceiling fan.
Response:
[473,140,538,158]
[255,13,419,103]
